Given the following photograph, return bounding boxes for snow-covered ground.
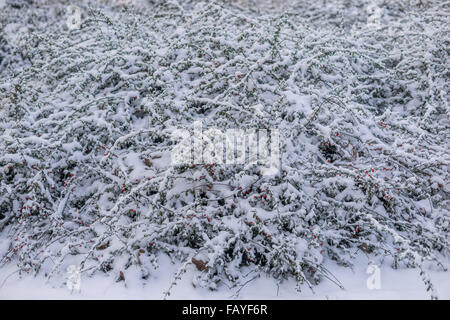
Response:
[1,253,449,299]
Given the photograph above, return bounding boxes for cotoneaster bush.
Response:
[0,0,448,298]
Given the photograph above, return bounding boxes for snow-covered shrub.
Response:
[0,0,448,298]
